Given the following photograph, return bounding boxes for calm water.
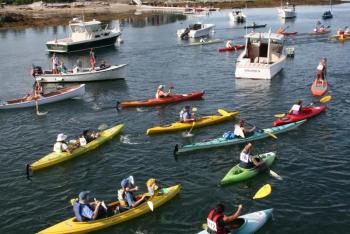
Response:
[1,4,350,234]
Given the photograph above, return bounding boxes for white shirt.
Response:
[234,124,245,138]
[317,63,324,71]
[53,142,68,153]
[240,151,252,163]
[79,137,87,146]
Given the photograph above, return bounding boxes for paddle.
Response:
[147,201,154,211]
[269,169,283,180]
[34,81,48,116]
[274,95,332,118]
[253,184,272,199]
[182,107,198,138]
[244,121,278,139]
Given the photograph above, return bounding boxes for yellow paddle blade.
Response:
[202,223,208,230]
[217,108,230,116]
[70,198,77,206]
[265,131,278,139]
[274,113,286,118]
[192,107,198,112]
[253,184,272,200]
[320,95,332,103]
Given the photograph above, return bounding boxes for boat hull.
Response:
[273,105,326,126]
[0,84,85,110]
[177,24,215,38]
[311,79,328,96]
[35,64,127,83]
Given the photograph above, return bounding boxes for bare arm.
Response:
[223,205,243,222]
[92,202,101,220]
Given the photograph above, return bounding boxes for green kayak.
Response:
[184,39,223,47]
[220,152,276,185]
[174,120,305,155]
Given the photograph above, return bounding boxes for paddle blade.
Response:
[320,95,332,103]
[147,201,154,211]
[37,111,48,116]
[217,109,230,116]
[274,113,286,118]
[70,198,77,206]
[266,131,278,139]
[253,184,272,199]
[270,170,283,180]
[192,107,198,112]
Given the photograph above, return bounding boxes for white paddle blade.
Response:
[182,132,194,138]
[147,201,154,211]
[37,111,48,116]
[270,170,283,180]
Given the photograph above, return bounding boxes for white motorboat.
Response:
[177,23,215,39]
[46,18,121,53]
[277,2,296,19]
[235,32,286,80]
[229,9,246,23]
[0,84,85,110]
[34,64,127,83]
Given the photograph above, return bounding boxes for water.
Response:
[1,4,350,234]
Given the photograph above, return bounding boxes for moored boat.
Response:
[37,184,181,234]
[243,23,266,29]
[220,152,276,185]
[197,208,273,234]
[177,23,215,39]
[229,9,246,23]
[46,18,121,53]
[174,120,306,154]
[34,64,127,83]
[146,109,239,135]
[0,84,85,110]
[311,79,328,96]
[27,124,124,173]
[118,91,204,108]
[273,105,326,126]
[277,2,296,19]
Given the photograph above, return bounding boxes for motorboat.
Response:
[322,0,333,19]
[177,23,215,39]
[46,18,121,53]
[277,2,296,19]
[229,9,246,23]
[235,31,286,80]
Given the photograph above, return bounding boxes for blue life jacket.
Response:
[223,131,236,140]
[73,201,92,222]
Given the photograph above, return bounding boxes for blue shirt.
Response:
[121,178,132,188]
[81,205,94,220]
[182,111,191,121]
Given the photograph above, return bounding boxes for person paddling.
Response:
[155,85,172,99]
[73,191,104,222]
[288,100,303,115]
[146,178,162,196]
[239,143,262,169]
[53,133,71,154]
[118,176,146,208]
[206,203,243,234]
[234,120,256,138]
[225,40,234,48]
[179,106,195,123]
[316,57,327,82]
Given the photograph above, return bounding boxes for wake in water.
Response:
[136,107,148,112]
[120,134,149,145]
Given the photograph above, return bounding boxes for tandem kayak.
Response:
[174,120,306,154]
[273,105,326,127]
[330,34,350,41]
[146,109,239,135]
[311,79,328,96]
[118,91,204,108]
[185,39,223,47]
[218,44,245,52]
[37,185,181,234]
[27,124,124,173]
[244,24,266,29]
[197,208,273,234]
[220,152,276,185]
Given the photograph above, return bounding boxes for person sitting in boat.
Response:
[118,176,146,208]
[288,100,303,115]
[225,40,234,48]
[319,25,326,32]
[73,191,105,222]
[206,203,243,234]
[276,26,285,34]
[146,178,162,196]
[51,53,60,74]
[99,60,110,70]
[239,143,262,169]
[155,85,172,99]
[200,38,208,43]
[234,120,256,138]
[58,62,67,74]
[53,133,71,154]
[179,106,196,123]
[73,60,82,74]
[81,129,99,144]
[316,57,327,81]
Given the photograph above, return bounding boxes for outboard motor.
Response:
[31,65,43,77]
[180,27,190,40]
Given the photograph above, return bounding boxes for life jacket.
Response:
[234,124,245,138]
[207,209,226,234]
[53,142,63,153]
[79,137,87,146]
[290,104,301,115]
[117,189,128,206]
[180,111,191,122]
[73,201,92,222]
[239,151,254,169]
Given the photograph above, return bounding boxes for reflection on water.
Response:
[120,13,186,28]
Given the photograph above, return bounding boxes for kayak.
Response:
[174,120,306,154]
[331,34,350,41]
[27,124,124,173]
[185,39,223,47]
[220,152,276,185]
[244,24,266,29]
[197,208,273,234]
[273,105,326,127]
[37,185,181,234]
[278,31,298,36]
[308,30,331,35]
[146,109,239,135]
[218,44,245,52]
[118,91,204,108]
[311,79,328,96]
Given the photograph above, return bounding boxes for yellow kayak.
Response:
[27,124,124,173]
[37,185,181,234]
[331,34,350,41]
[146,109,239,135]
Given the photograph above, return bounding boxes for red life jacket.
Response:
[207,209,227,234]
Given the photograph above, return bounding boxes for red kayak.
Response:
[218,45,245,52]
[278,31,298,36]
[308,30,331,35]
[273,105,326,127]
[118,91,204,107]
[311,79,328,96]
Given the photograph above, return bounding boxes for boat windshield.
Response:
[71,25,86,33]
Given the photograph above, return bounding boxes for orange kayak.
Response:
[311,79,328,96]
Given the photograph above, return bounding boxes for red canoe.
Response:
[118,91,204,107]
[311,79,328,96]
[273,105,326,127]
[218,45,245,52]
[278,31,298,36]
[308,30,331,35]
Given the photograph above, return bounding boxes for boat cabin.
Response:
[69,18,110,42]
[243,32,284,64]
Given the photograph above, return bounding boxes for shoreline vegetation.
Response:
[0,0,342,29]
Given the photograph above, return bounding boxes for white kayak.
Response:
[35,64,127,83]
[0,84,85,110]
[197,208,273,234]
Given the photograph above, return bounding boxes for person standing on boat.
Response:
[155,85,172,99]
[90,49,96,71]
[73,59,82,74]
[206,203,243,234]
[239,143,262,169]
[316,57,327,81]
[118,176,146,208]
[289,100,303,115]
[53,133,71,153]
[51,53,60,74]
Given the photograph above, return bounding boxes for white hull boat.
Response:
[277,3,296,19]
[235,32,286,80]
[177,23,215,39]
[35,64,127,83]
[0,84,85,110]
[229,9,246,23]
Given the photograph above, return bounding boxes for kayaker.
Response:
[179,106,195,123]
[155,85,172,99]
[73,191,104,222]
[276,27,285,34]
[316,57,327,81]
[146,178,161,196]
[119,176,146,208]
[82,129,99,143]
[239,143,262,169]
[319,25,326,32]
[233,120,256,138]
[288,100,303,115]
[206,203,243,234]
[225,40,234,48]
[53,133,71,154]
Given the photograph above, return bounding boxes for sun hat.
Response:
[79,191,90,201]
[56,133,67,142]
[128,175,135,185]
[158,85,164,89]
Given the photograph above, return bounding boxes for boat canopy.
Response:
[70,19,103,33]
[245,32,284,42]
